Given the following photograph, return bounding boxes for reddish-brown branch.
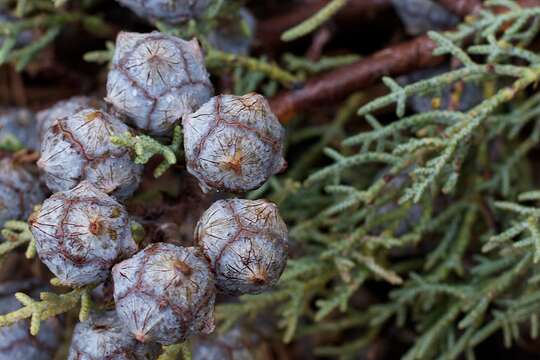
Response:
[271,35,443,121]
[270,0,540,122]
[256,0,393,49]
[516,0,540,7]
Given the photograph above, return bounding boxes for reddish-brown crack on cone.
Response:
[173,259,193,277]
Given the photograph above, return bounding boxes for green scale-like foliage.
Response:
[215,2,540,359]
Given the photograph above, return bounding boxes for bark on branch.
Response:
[270,0,540,122]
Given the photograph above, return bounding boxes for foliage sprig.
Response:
[111,126,183,178]
[0,284,93,335]
[0,220,35,260]
[216,2,540,358]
